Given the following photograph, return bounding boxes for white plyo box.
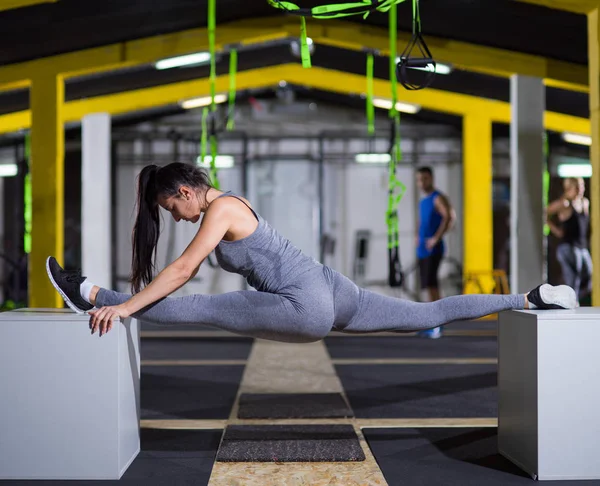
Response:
[0,308,140,480]
[498,308,600,481]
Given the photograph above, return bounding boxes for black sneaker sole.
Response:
[45,257,88,314]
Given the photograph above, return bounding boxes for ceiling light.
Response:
[0,164,18,177]
[355,153,391,164]
[180,94,228,110]
[372,98,421,114]
[197,155,235,168]
[557,163,592,178]
[562,132,592,146]
[290,37,315,57]
[155,52,211,70]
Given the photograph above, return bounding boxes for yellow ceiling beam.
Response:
[518,0,600,14]
[0,65,291,134]
[286,65,590,135]
[0,16,589,94]
[0,111,30,133]
[0,79,30,91]
[0,64,589,137]
[303,20,589,93]
[0,45,127,89]
[0,0,56,11]
[544,110,590,135]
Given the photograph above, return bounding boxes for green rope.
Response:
[208,0,216,114]
[543,131,550,236]
[200,107,208,164]
[389,0,398,118]
[366,52,374,136]
[300,17,312,68]
[411,0,421,34]
[206,0,220,189]
[268,1,409,71]
[24,133,31,254]
[267,0,407,19]
[386,3,406,250]
[227,49,237,131]
[387,114,407,250]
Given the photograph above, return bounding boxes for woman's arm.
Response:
[121,200,231,315]
[546,198,567,217]
[547,220,564,239]
[430,193,455,243]
[189,262,202,280]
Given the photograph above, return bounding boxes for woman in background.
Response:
[547,177,592,305]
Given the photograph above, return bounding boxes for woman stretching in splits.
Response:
[47,162,576,339]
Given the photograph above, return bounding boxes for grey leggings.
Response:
[556,243,592,301]
[96,265,525,343]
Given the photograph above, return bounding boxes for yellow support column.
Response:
[29,73,64,308]
[589,8,600,306]
[463,114,494,294]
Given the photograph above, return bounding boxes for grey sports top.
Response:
[213,191,320,293]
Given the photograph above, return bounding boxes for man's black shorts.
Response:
[418,253,443,289]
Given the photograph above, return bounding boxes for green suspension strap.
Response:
[299,17,312,68]
[200,107,208,166]
[227,48,238,131]
[267,0,407,68]
[267,0,406,18]
[386,2,407,287]
[543,131,550,237]
[366,52,375,136]
[201,46,237,168]
[24,133,32,255]
[206,0,220,189]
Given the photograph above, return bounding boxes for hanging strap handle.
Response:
[396,0,436,90]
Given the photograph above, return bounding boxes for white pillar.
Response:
[82,113,111,289]
[510,75,545,293]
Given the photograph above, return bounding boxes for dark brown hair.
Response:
[131,162,213,293]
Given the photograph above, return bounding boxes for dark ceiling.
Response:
[0,0,588,66]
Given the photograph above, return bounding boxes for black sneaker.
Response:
[46,256,94,314]
[527,283,577,310]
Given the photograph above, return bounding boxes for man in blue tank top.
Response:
[416,167,456,338]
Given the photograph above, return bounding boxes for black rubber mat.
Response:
[237,393,353,419]
[141,365,244,420]
[336,364,497,418]
[141,337,253,360]
[326,336,498,359]
[363,428,598,486]
[216,424,365,462]
[13,429,222,485]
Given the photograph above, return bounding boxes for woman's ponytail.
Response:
[131,165,160,293]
